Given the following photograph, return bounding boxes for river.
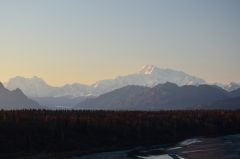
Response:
[72,134,240,159]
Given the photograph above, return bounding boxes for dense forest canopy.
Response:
[0,110,240,158]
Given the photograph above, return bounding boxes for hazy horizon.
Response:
[2,64,239,87]
[1,0,240,86]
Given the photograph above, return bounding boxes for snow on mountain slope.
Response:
[5,65,207,98]
[90,65,206,94]
[223,82,240,91]
[214,82,240,92]
[6,76,57,97]
[6,76,90,98]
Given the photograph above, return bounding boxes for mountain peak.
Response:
[0,82,10,93]
[223,82,240,91]
[139,64,159,75]
[0,82,4,88]
[0,84,41,109]
[13,88,24,94]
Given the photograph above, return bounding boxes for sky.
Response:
[0,0,239,86]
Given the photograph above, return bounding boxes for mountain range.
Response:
[2,65,239,108]
[5,65,209,98]
[0,82,41,109]
[77,82,240,110]
[1,80,240,110]
[5,65,239,101]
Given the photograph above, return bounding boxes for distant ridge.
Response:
[0,82,41,109]
[76,82,233,110]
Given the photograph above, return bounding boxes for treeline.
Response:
[0,110,240,158]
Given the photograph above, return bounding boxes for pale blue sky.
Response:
[0,0,239,85]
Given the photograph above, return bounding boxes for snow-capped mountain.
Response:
[91,65,206,95]
[214,82,240,92]
[223,82,240,92]
[6,76,90,98]
[5,65,207,98]
[6,76,57,97]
